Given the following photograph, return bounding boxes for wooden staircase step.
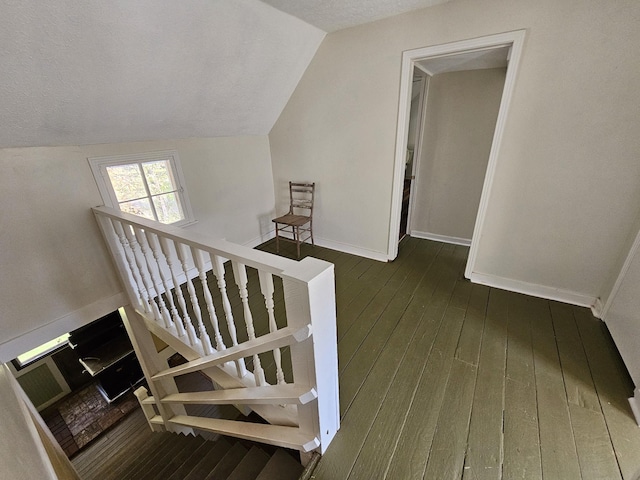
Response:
[182,437,233,480]
[103,432,172,480]
[167,415,320,452]
[132,434,202,480]
[255,448,304,480]
[227,445,271,480]
[147,384,317,406]
[148,437,210,480]
[121,433,188,480]
[163,441,216,480]
[150,415,164,425]
[152,326,312,380]
[203,442,248,480]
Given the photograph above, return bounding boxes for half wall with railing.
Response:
[92,206,339,458]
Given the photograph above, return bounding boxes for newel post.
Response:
[281,258,340,454]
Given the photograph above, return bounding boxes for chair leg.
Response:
[310,220,314,246]
[275,224,280,253]
[296,226,301,259]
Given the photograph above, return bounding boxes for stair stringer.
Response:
[139,310,299,427]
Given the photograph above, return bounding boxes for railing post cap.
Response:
[281,257,334,283]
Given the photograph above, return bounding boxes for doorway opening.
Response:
[388,30,526,280]
[398,73,427,241]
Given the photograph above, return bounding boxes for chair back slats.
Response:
[272,182,315,258]
[289,182,314,216]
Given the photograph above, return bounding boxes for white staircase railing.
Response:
[93,206,339,456]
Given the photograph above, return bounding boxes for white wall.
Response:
[0,364,58,480]
[411,68,505,241]
[174,136,277,246]
[603,223,640,389]
[269,0,640,302]
[0,136,275,361]
[0,0,325,148]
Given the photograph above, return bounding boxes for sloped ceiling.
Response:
[0,0,325,148]
[260,0,451,32]
[0,0,453,149]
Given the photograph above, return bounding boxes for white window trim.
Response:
[89,150,196,227]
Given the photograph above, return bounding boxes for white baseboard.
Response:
[0,293,128,363]
[410,231,471,247]
[243,230,276,249]
[468,272,597,309]
[314,237,388,262]
[629,389,640,427]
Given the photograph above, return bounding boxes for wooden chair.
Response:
[272,182,315,258]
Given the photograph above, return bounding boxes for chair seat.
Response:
[272,214,311,227]
[273,182,315,258]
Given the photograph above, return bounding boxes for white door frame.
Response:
[403,74,430,238]
[387,30,527,279]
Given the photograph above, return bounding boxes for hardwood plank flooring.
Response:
[71,238,640,480]
[503,294,542,480]
[264,238,640,480]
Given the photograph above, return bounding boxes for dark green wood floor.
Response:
[261,237,640,480]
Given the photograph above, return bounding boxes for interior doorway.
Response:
[408,53,508,246]
[388,30,526,282]
[399,73,427,241]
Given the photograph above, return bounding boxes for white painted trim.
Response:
[388,48,417,259]
[629,388,640,427]
[464,32,526,278]
[410,231,471,247]
[414,63,434,76]
[0,293,128,363]
[600,225,640,321]
[158,345,177,365]
[88,149,196,227]
[469,272,596,308]
[406,75,429,236]
[315,237,388,262]
[9,356,71,411]
[242,230,276,249]
[388,30,527,264]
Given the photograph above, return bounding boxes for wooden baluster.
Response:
[175,243,213,355]
[144,231,180,333]
[158,237,193,343]
[116,221,162,322]
[134,227,173,329]
[110,219,147,312]
[232,261,266,386]
[192,248,226,353]
[211,255,247,378]
[258,271,286,385]
[122,224,162,323]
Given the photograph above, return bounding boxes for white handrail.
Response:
[93,205,296,274]
[92,205,339,454]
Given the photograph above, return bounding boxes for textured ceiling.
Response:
[0,0,324,148]
[259,0,451,32]
[0,0,453,149]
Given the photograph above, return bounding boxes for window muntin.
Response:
[89,151,194,226]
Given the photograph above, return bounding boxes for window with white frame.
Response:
[89,150,195,226]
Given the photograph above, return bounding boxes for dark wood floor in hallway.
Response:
[261,237,640,480]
